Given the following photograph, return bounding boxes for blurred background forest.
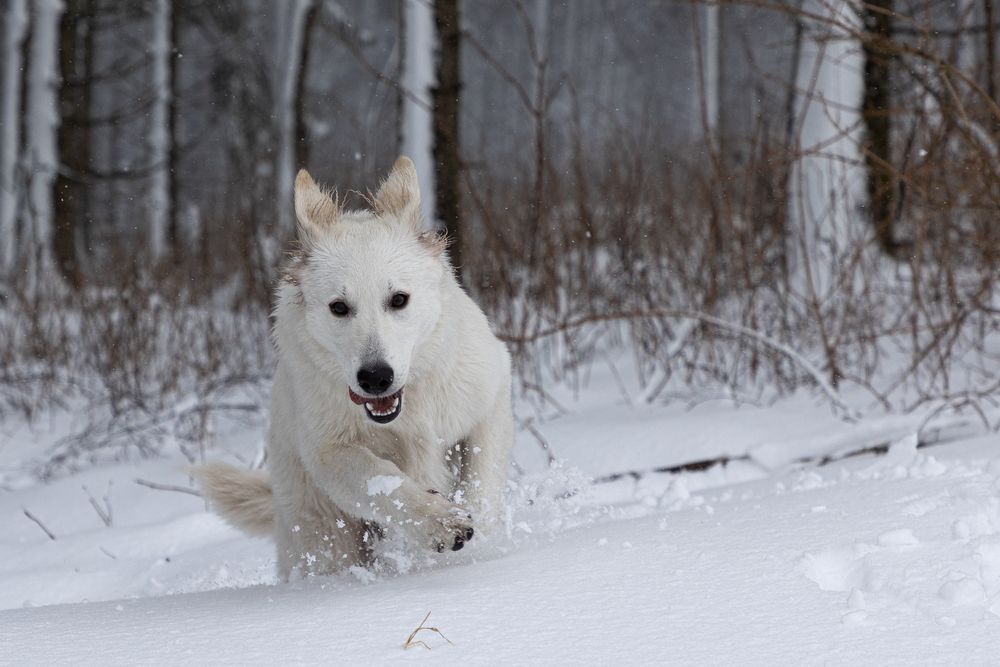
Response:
[2,0,999,473]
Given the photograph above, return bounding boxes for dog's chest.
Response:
[359,427,453,491]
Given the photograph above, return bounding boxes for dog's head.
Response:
[287,157,449,425]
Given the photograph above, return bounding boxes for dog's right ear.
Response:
[372,156,421,228]
[294,169,339,243]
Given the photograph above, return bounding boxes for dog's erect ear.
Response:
[294,169,339,242]
[373,156,421,227]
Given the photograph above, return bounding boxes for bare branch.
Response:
[22,507,56,541]
[134,478,202,497]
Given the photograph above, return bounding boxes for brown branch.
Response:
[496,308,853,417]
[23,507,57,541]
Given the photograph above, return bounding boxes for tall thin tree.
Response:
[52,0,96,288]
[294,1,321,171]
[276,0,314,233]
[401,0,437,228]
[860,0,899,257]
[986,0,996,105]
[26,0,64,285]
[149,0,173,260]
[1,0,29,273]
[431,0,462,274]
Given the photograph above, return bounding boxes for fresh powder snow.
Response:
[366,475,404,497]
[2,355,999,664]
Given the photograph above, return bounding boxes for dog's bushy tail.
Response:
[191,462,274,536]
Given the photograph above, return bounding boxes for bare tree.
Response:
[149,0,173,261]
[294,1,322,170]
[860,0,900,257]
[25,0,64,286]
[167,0,181,257]
[401,0,437,228]
[52,0,97,289]
[986,0,996,104]
[0,0,28,273]
[275,0,315,233]
[431,0,463,273]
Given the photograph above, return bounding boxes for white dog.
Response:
[195,157,513,579]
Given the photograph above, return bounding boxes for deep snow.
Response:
[2,357,999,665]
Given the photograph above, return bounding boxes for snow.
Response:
[3,435,1000,663]
[367,475,403,497]
[2,355,1000,663]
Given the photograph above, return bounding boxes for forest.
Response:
[2,1,1000,663]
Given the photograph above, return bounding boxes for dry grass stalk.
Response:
[134,478,202,497]
[402,611,453,650]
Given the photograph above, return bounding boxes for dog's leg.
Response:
[300,444,475,552]
[460,384,514,527]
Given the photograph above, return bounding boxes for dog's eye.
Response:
[390,293,409,310]
[329,301,350,317]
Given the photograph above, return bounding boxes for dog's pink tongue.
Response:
[348,388,366,405]
[371,396,394,411]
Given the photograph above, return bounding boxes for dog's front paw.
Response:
[421,490,475,552]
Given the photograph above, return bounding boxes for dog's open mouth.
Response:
[349,387,403,424]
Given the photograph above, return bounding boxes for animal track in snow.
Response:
[877,528,920,548]
[800,546,871,592]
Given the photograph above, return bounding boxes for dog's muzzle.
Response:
[349,387,404,424]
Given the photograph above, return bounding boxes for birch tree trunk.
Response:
[401,0,437,229]
[149,0,172,261]
[25,0,64,284]
[275,0,314,233]
[0,0,29,273]
[703,3,720,137]
[786,0,864,297]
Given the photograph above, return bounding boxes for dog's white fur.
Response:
[195,157,513,579]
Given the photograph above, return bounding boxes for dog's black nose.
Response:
[357,363,394,395]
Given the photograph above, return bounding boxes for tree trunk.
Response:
[26,0,64,286]
[294,2,320,171]
[401,0,437,229]
[149,0,172,261]
[52,0,95,289]
[986,0,996,104]
[861,0,899,257]
[168,0,181,255]
[276,0,314,233]
[431,0,462,275]
[1,0,29,273]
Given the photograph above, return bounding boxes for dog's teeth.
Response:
[362,393,401,419]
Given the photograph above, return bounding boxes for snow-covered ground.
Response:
[2,357,999,664]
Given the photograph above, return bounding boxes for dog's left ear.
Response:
[373,156,421,228]
[294,169,339,243]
